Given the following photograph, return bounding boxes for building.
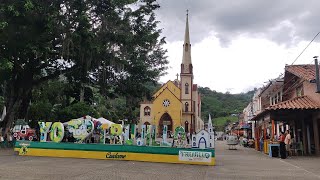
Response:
[192,115,215,149]
[251,64,320,155]
[243,77,284,140]
[139,13,204,136]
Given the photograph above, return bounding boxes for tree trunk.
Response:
[80,83,84,102]
[1,71,33,137]
[3,95,22,137]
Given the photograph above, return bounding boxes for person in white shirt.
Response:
[284,130,291,157]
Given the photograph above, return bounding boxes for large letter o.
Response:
[50,122,64,143]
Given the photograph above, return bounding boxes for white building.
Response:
[191,114,215,149]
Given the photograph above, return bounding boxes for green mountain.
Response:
[199,87,255,130]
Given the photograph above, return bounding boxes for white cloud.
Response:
[156,1,320,93]
[160,33,320,94]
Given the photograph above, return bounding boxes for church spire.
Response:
[208,114,212,126]
[181,10,192,73]
[184,10,190,45]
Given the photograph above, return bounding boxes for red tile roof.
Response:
[285,64,319,81]
[266,95,320,110]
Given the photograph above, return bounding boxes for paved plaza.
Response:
[0,141,320,180]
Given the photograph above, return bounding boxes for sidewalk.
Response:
[0,148,14,156]
[236,141,320,178]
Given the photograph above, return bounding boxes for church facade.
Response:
[139,13,204,136]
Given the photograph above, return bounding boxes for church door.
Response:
[159,113,173,137]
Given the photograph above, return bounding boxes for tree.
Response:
[0,1,68,133]
[0,0,168,133]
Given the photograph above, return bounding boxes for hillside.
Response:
[199,87,254,130]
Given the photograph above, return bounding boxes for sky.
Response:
[155,0,320,94]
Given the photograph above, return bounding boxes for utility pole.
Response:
[238,112,240,137]
[313,56,320,93]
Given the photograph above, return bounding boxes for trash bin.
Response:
[271,146,279,157]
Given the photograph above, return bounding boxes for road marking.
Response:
[279,159,320,179]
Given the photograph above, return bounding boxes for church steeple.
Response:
[181,10,192,74]
[184,10,190,46]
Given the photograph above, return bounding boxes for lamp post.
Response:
[238,112,241,137]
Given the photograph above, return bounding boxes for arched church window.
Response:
[144,106,151,116]
[185,43,188,51]
[185,83,189,94]
[185,102,189,112]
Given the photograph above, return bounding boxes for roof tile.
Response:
[285,64,319,81]
[266,96,320,110]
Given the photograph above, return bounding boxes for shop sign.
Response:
[179,150,211,163]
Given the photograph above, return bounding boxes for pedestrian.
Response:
[186,132,190,144]
[0,134,4,148]
[279,131,286,159]
[284,130,291,157]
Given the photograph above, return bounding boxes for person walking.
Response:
[284,130,291,157]
[186,132,190,145]
[279,131,286,159]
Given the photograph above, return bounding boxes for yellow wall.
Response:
[14,148,215,166]
[153,81,180,99]
[152,87,182,130]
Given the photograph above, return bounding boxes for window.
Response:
[296,86,303,97]
[185,83,189,94]
[185,43,188,51]
[144,106,151,116]
[185,102,189,112]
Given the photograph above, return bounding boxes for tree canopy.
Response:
[199,87,254,120]
[0,0,168,131]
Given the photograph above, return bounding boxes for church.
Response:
[139,13,204,136]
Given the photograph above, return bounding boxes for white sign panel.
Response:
[179,150,212,163]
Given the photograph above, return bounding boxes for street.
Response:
[0,141,320,180]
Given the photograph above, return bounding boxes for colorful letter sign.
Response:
[38,122,52,142]
[66,119,94,142]
[49,122,64,143]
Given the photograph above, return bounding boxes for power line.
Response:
[291,31,320,65]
